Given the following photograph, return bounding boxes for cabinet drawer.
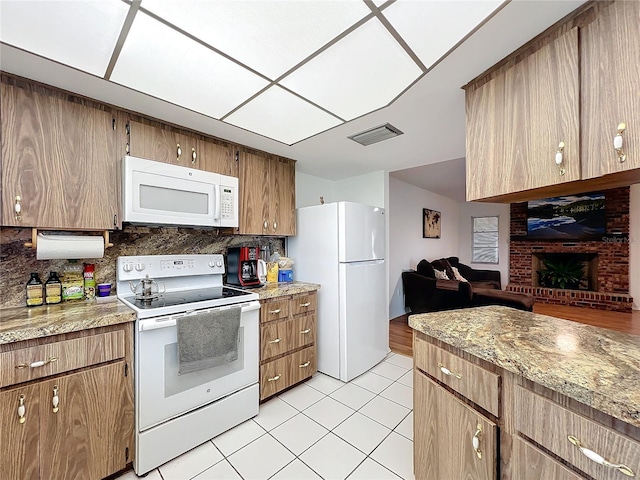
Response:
[515,386,640,480]
[291,292,317,316]
[260,298,290,324]
[260,314,315,362]
[414,336,500,416]
[0,330,125,388]
[260,346,316,400]
[513,436,585,480]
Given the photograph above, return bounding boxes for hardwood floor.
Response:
[390,306,640,357]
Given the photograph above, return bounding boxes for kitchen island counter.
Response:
[249,281,320,300]
[409,305,640,428]
[0,298,136,344]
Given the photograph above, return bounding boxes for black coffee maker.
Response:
[227,247,261,287]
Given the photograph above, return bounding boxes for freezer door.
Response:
[339,260,389,381]
[338,202,385,263]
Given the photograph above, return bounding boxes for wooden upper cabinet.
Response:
[581,0,640,178]
[268,157,296,236]
[198,137,237,177]
[239,150,270,234]
[1,82,118,229]
[466,27,580,201]
[127,119,197,166]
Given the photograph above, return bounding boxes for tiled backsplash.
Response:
[0,226,284,309]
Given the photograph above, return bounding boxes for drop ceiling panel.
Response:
[140,0,371,80]
[225,86,342,145]
[280,19,422,121]
[0,0,129,76]
[110,12,269,120]
[383,0,504,69]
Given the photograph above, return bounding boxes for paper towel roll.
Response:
[36,234,104,260]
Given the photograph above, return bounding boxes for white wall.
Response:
[295,172,337,208]
[458,202,511,288]
[630,184,640,310]
[388,177,461,319]
[296,171,386,208]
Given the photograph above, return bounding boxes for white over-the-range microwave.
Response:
[121,155,238,228]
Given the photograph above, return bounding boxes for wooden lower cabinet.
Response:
[414,372,497,480]
[260,346,316,400]
[513,436,585,480]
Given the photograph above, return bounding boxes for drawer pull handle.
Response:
[300,329,311,334]
[52,385,59,413]
[472,424,483,459]
[267,374,281,382]
[16,357,58,369]
[269,309,282,314]
[269,338,281,344]
[17,394,26,424]
[299,361,311,368]
[300,302,311,307]
[568,435,635,477]
[438,363,462,379]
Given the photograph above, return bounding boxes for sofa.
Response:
[402,257,534,313]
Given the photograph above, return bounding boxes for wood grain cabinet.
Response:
[259,291,317,400]
[465,27,580,201]
[0,324,134,480]
[1,81,119,230]
[581,0,640,179]
[239,149,296,236]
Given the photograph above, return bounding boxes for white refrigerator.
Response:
[287,201,389,382]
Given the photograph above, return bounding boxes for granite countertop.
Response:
[409,305,640,428]
[0,298,136,345]
[249,281,320,300]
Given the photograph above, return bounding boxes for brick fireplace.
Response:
[507,187,633,312]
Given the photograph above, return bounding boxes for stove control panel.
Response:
[117,254,226,281]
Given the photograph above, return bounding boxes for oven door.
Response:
[136,301,260,431]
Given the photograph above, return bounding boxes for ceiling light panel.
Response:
[140,0,370,80]
[280,19,422,121]
[225,86,342,145]
[0,0,129,76]
[110,12,268,120]
[383,0,504,69]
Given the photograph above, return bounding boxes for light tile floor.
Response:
[116,353,414,480]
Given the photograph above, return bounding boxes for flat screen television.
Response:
[527,193,606,240]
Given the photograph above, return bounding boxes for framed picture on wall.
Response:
[423,208,441,238]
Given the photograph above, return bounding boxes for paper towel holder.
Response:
[24,228,114,250]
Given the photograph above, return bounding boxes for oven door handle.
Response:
[138,300,261,331]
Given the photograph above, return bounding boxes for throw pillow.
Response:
[416,259,436,278]
[434,269,449,280]
[451,266,469,283]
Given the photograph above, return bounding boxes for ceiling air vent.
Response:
[348,123,404,146]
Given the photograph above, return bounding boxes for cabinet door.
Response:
[39,362,134,480]
[1,82,118,229]
[199,138,237,177]
[581,0,640,178]
[0,384,40,480]
[414,372,497,480]
[128,119,197,166]
[466,28,580,200]
[513,436,585,480]
[269,156,296,236]
[239,150,270,234]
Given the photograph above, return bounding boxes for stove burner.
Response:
[121,286,252,311]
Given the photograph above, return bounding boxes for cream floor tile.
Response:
[383,354,413,370]
[270,459,322,479]
[380,382,413,409]
[347,458,401,480]
[394,411,413,441]
[305,373,345,395]
[350,371,393,394]
[329,382,376,410]
[369,361,410,381]
[254,397,298,431]
[115,469,162,480]
[299,433,366,480]
[397,370,413,388]
[370,432,415,480]
[227,434,295,480]
[332,411,391,455]
[278,383,326,411]
[270,413,330,456]
[158,441,224,480]
[359,396,411,430]
[303,396,355,430]
[212,419,266,457]
[192,459,242,480]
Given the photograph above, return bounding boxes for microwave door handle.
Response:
[213,184,221,221]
